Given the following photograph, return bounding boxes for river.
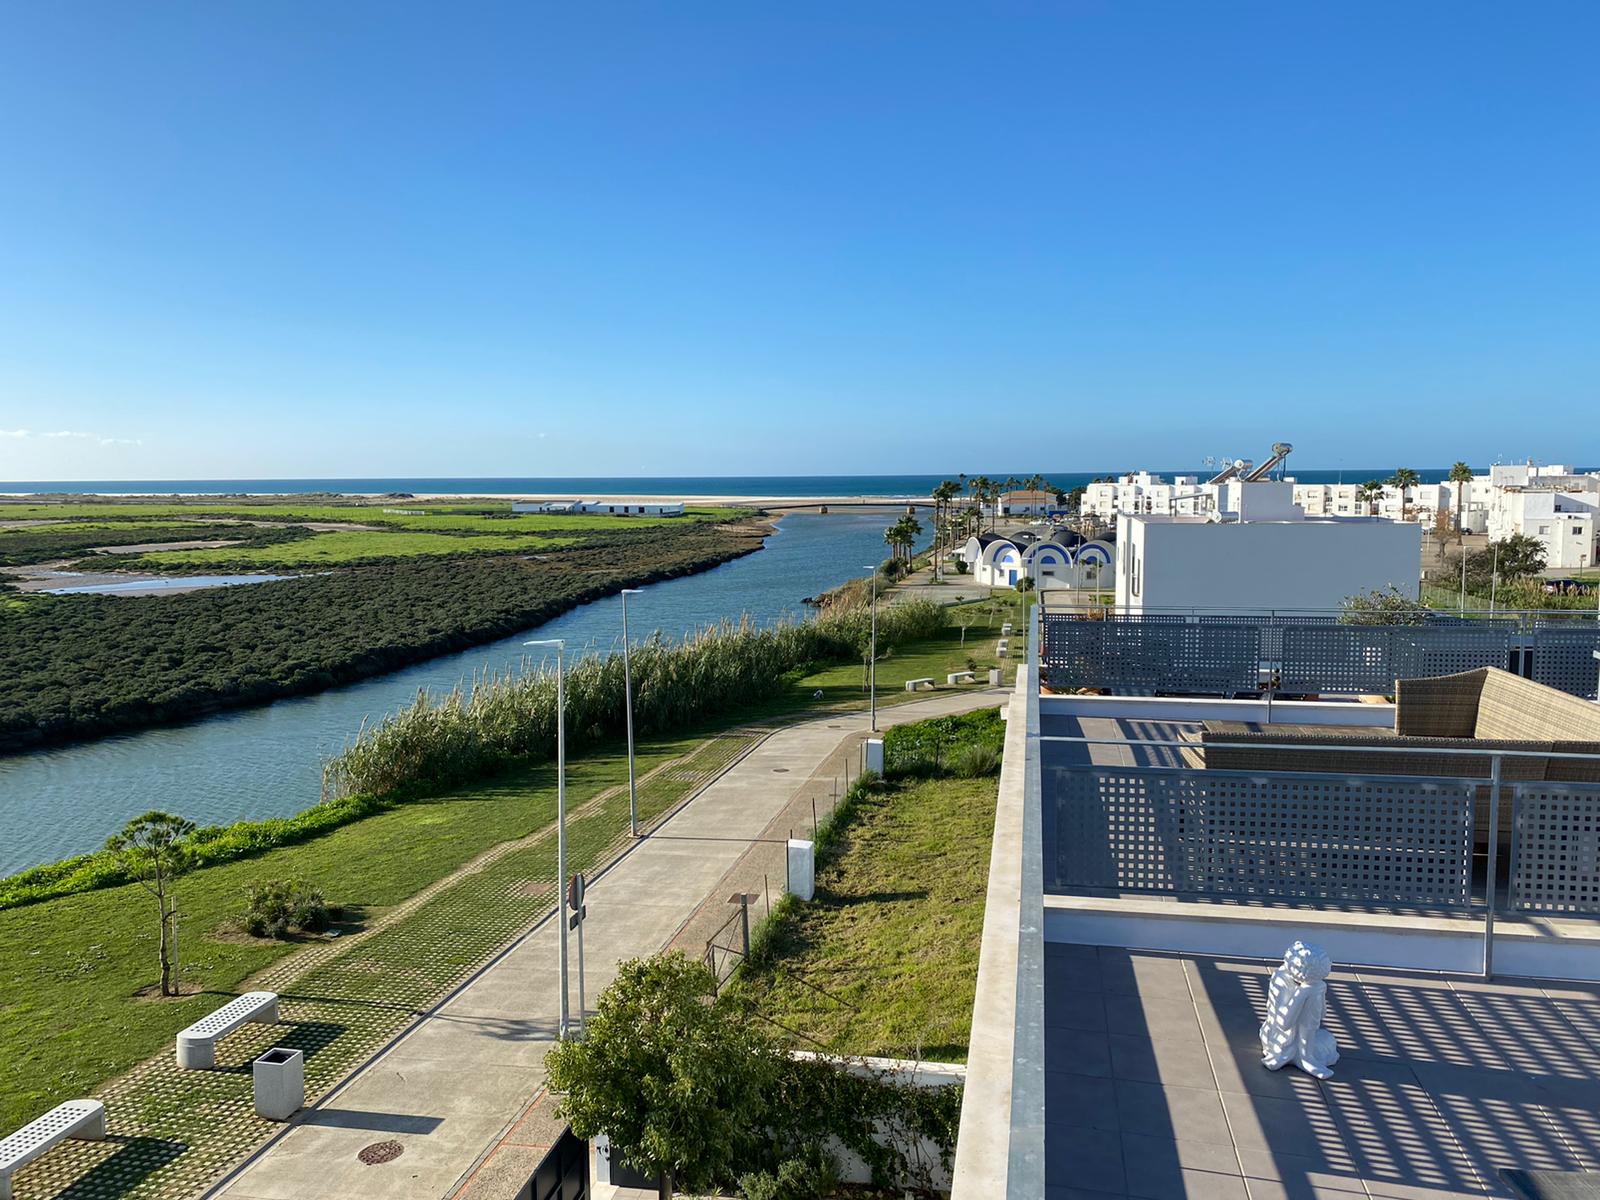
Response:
[0,512,899,875]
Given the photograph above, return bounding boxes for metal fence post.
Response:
[1482,754,1502,979]
[739,894,751,959]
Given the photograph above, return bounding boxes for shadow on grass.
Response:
[56,1135,186,1199]
[218,1020,349,1073]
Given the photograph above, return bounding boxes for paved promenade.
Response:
[209,689,1005,1200]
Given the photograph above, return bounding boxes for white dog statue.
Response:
[1259,941,1340,1079]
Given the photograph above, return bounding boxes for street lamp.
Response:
[620,588,644,837]
[524,637,570,1038]
[863,566,877,732]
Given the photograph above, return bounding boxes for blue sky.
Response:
[2,2,1597,480]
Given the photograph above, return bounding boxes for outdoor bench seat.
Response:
[1,1100,106,1200]
[905,677,936,692]
[947,671,977,685]
[176,991,279,1070]
[997,639,1010,657]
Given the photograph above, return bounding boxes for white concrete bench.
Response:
[947,671,977,685]
[904,677,936,692]
[1000,623,1013,636]
[176,991,279,1070]
[997,639,1010,657]
[1,1100,106,1200]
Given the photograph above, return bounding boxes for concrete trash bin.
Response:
[253,1047,304,1121]
[988,667,1002,686]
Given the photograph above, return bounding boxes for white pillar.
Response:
[787,839,816,901]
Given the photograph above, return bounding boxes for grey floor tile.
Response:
[1115,1079,1232,1144]
[1048,1125,1129,1194]
[1050,987,1111,1032]
[1049,1071,1122,1132]
[1047,1189,1128,1200]
[1413,1062,1584,1181]
[1205,1036,1323,1102]
[1101,949,1195,1000]
[1050,1027,1113,1078]
[1107,995,1204,1040]
[1218,1091,1353,1172]
[1244,1178,1368,1200]
[1236,1148,1370,1191]
[1321,1071,1483,1197]
[1111,1031,1219,1089]
[1120,1132,1242,1199]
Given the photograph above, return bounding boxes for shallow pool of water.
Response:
[44,572,293,594]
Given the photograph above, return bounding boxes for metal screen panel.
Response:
[1048,766,1474,907]
[1531,627,1600,700]
[1278,625,1400,694]
[1041,616,1259,695]
[1396,626,1514,681]
[1511,785,1600,915]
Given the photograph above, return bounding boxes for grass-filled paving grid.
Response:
[3,729,762,1200]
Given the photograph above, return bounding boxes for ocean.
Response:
[3,468,1584,497]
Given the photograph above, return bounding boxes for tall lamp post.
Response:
[863,566,877,732]
[524,637,570,1038]
[620,588,644,837]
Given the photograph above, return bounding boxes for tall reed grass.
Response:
[324,598,947,799]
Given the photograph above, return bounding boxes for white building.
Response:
[963,534,1112,590]
[1114,481,1421,613]
[1485,485,1598,571]
[512,499,685,517]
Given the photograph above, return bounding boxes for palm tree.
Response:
[1357,480,1385,516]
[1388,467,1421,518]
[932,479,960,580]
[1448,461,1473,534]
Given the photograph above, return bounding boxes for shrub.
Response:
[951,741,1001,778]
[325,599,947,799]
[884,707,1005,778]
[739,1144,839,1200]
[244,877,333,938]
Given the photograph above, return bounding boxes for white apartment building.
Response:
[1085,460,1600,571]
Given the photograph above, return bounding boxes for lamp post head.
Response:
[523,638,565,649]
[621,588,644,596]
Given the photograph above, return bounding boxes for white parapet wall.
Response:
[1041,694,1396,727]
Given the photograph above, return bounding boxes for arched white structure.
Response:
[1022,541,1072,589]
[965,534,1024,587]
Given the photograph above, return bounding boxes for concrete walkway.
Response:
[208,689,1006,1200]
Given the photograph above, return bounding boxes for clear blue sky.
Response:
[2,1,1597,480]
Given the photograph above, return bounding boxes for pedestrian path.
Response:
[209,689,1005,1200]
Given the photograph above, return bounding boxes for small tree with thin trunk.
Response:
[107,811,196,997]
[1449,461,1474,534]
[545,952,773,1198]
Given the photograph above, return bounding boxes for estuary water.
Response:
[0,513,897,875]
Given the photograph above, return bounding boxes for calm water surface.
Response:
[0,513,895,874]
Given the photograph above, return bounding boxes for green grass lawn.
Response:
[0,728,731,1133]
[728,773,997,1062]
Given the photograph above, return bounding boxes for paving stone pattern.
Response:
[8,730,763,1200]
[1045,942,1600,1200]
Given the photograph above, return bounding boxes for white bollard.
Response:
[862,737,884,776]
[787,839,815,901]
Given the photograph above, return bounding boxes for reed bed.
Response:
[325,598,946,799]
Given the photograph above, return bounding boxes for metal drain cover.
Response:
[772,767,790,773]
[359,1140,404,1165]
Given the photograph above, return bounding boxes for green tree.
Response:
[1468,532,1546,591]
[107,811,196,997]
[931,480,960,581]
[1339,586,1430,626]
[545,953,773,1198]
[1448,461,1474,534]
[1388,468,1422,517]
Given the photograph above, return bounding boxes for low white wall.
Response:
[1044,897,1600,982]
[790,1053,965,1189]
[1040,694,1396,727]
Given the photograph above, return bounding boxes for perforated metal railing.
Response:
[1041,736,1600,919]
[1039,609,1600,700]
[1046,764,1477,908]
